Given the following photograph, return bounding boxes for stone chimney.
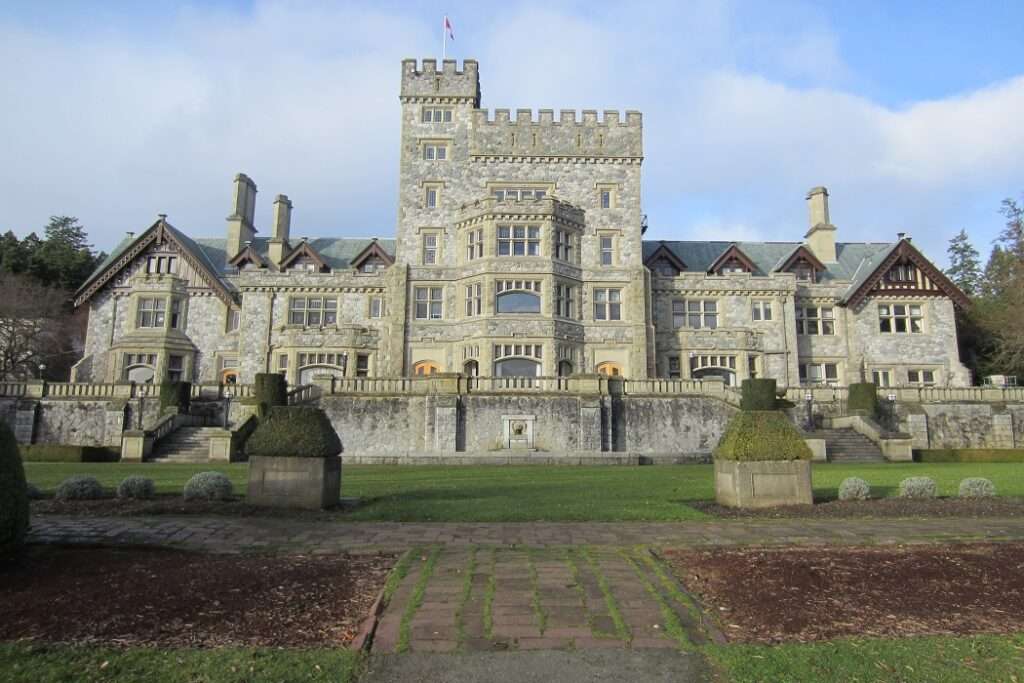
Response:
[226,173,258,259]
[804,186,837,263]
[268,194,293,266]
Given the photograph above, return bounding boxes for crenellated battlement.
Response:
[470,108,642,158]
[401,58,480,104]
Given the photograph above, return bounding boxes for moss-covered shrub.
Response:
[159,381,191,413]
[244,406,342,459]
[713,411,812,462]
[0,420,30,560]
[740,378,778,411]
[55,475,105,501]
[117,476,156,500]
[838,477,871,501]
[254,373,288,419]
[848,382,879,416]
[898,476,937,499]
[958,477,996,499]
[183,471,233,501]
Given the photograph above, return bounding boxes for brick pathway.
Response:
[27,515,1024,554]
[372,547,715,653]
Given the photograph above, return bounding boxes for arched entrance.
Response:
[220,369,239,384]
[596,362,623,377]
[413,360,441,375]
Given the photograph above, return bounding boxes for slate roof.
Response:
[642,240,896,283]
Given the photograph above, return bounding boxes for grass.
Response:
[619,549,692,650]
[705,634,1024,683]
[0,642,363,683]
[21,461,1024,522]
[580,547,630,641]
[396,546,440,653]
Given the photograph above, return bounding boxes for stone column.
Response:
[432,395,459,453]
[991,413,1014,449]
[578,397,603,451]
[906,413,929,450]
[13,400,38,445]
[103,401,128,447]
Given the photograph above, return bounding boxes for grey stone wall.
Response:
[896,402,1022,449]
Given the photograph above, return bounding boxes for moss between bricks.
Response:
[713,411,812,462]
[916,448,1024,463]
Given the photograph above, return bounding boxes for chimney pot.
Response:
[126,231,135,239]
[272,193,293,244]
[157,213,167,221]
[897,232,907,241]
[804,186,837,263]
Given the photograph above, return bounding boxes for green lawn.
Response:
[706,634,1024,683]
[21,461,1024,522]
[0,643,362,683]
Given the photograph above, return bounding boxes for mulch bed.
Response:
[31,496,362,520]
[692,497,1024,519]
[0,546,393,648]
[665,542,1024,644]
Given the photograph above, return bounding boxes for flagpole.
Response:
[442,15,447,59]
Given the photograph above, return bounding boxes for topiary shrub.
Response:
[848,382,879,417]
[740,378,778,411]
[159,381,191,414]
[898,476,937,499]
[55,475,105,501]
[117,476,155,500]
[253,373,288,419]
[714,411,812,461]
[0,420,30,561]
[183,471,233,501]
[838,477,871,501]
[245,406,342,459]
[958,477,996,499]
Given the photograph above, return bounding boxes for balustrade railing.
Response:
[287,384,321,405]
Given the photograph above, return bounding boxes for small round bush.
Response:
[0,420,30,560]
[25,483,44,500]
[958,477,996,499]
[838,477,871,501]
[183,471,233,501]
[55,475,105,501]
[899,476,938,499]
[117,476,155,500]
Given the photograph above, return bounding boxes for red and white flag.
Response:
[444,15,455,41]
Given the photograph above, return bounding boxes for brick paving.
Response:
[27,515,1024,554]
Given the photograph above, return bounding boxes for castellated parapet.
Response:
[455,196,586,229]
[470,109,642,159]
[400,58,480,103]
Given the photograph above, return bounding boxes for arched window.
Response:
[297,351,347,384]
[495,358,541,377]
[596,362,623,377]
[557,360,574,377]
[496,291,541,314]
[413,360,441,375]
[463,360,479,376]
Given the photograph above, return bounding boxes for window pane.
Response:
[497,291,541,313]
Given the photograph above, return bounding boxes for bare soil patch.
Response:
[692,496,1024,519]
[0,546,393,648]
[665,543,1024,644]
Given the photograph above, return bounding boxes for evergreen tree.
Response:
[945,229,982,296]
[28,217,102,292]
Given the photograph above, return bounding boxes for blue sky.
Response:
[2,0,1022,266]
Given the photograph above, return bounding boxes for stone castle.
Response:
[71,58,971,390]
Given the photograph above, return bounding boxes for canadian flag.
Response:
[444,15,455,41]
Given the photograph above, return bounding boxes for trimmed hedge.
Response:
[915,448,1024,463]
[848,382,879,416]
[159,381,191,413]
[714,411,812,462]
[19,445,121,463]
[245,406,342,459]
[740,378,777,411]
[0,420,30,561]
[254,373,288,419]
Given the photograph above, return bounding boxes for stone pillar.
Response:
[578,397,603,451]
[432,395,459,453]
[24,380,45,399]
[13,400,38,445]
[601,395,614,452]
[991,413,1014,449]
[906,413,929,450]
[103,401,128,447]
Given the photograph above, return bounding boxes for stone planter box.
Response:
[247,455,341,510]
[714,459,812,508]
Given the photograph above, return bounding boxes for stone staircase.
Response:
[815,428,887,463]
[150,426,223,463]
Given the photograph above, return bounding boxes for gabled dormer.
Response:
[351,239,395,274]
[644,242,687,277]
[776,245,826,283]
[279,240,329,273]
[842,237,969,309]
[708,244,756,275]
[228,243,266,271]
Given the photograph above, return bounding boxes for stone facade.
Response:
[69,58,970,392]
